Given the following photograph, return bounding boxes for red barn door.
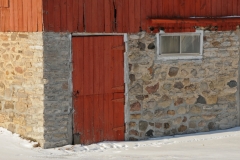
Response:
[72,36,125,145]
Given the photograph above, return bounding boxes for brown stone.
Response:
[178,125,187,132]
[206,95,218,105]
[145,83,159,94]
[198,121,206,127]
[4,101,14,109]
[184,84,196,91]
[190,106,202,114]
[168,67,179,77]
[183,78,190,85]
[15,101,28,112]
[174,98,184,106]
[154,109,165,118]
[19,34,28,39]
[129,130,139,136]
[174,82,184,89]
[164,123,170,129]
[129,74,135,83]
[8,124,16,132]
[130,102,141,111]
[15,67,24,74]
[0,35,8,41]
[129,122,136,128]
[130,114,141,119]
[167,110,175,116]
[173,117,182,125]
[177,107,187,114]
[182,116,187,122]
[186,97,197,104]
[149,122,154,126]
[189,121,197,128]
[202,115,216,120]
[155,122,162,128]
[158,95,172,108]
[212,41,221,47]
[11,33,17,41]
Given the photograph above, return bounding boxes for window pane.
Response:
[181,35,200,53]
[160,36,180,54]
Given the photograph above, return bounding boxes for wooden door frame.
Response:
[71,33,129,143]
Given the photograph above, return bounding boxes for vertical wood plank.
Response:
[97,0,104,32]
[151,0,158,18]
[180,0,185,17]
[60,0,67,32]
[227,0,233,16]
[9,0,14,31]
[167,0,174,18]
[221,0,227,16]
[37,0,43,31]
[122,0,129,32]
[195,0,201,17]
[140,0,147,32]
[85,0,92,32]
[115,0,123,32]
[18,0,23,31]
[134,0,141,32]
[77,0,84,32]
[105,0,114,32]
[22,0,28,31]
[72,0,79,32]
[32,0,38,31]
[91,0,98,32]
[128,0,134,33]
[162,0,169,18]
[213,0,219,16]
[13,0,18,31]
[173,0,180,18]
[200,0,207,17]
[238,0,240,15]
[216,0,223,17]
[233,0,238,15]
[53,0,60,32]
[2,8,9,32]
[67,0,73,32]
[47,0,54,31]
[43,0,48,31]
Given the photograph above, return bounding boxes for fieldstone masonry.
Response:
[0,32,72,148]
[126,30,240,140]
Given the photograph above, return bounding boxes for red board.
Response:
[73,36,125,145]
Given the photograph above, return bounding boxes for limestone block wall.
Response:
[0,32,72,148]
[126,31,240,140]
[42,32,72,148]
[0,32,45,145]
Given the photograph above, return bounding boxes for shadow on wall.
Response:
[42,32,73,149]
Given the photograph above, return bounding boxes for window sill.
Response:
[157,55,203,61]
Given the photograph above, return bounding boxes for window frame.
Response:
[156,30,203,61]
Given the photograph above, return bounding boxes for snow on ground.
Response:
[1,127,240,160]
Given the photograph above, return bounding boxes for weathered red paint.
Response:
[72,36,125,145]
[43,0,240,33]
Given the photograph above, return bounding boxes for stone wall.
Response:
[126,31,240,140]
[43,32,72,148]
[0,32,72,148]
[0,32,45,145]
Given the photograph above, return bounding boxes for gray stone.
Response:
[138,42,146,51]
[168,67,179,77]
[227,80,237,88]
[174,82,184,89]
[148,43,155,49]
[139,121,148,131]
[196,95,206,104]
[145,129,154,137]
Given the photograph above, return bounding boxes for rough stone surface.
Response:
[0,32,72,149]
[126,31,239,141]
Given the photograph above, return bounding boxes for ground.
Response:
[1,127,240,160]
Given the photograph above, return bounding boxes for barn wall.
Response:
[0,0,43,32]
[42,32,72,148]
[126,30,239,140]
[0,32,45,146]
[43,0,240,33]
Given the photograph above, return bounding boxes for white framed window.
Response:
[156,30,203,60]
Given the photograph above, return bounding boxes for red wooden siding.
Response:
[72,36,125,145]
[43,0,240,33]
[0,0,42,32]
